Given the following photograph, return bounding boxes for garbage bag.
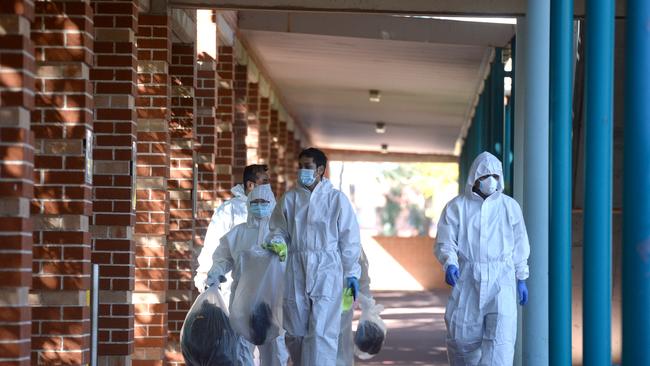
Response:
[181,286,240,366]
[249,302,273,345]
[354,294,387,360]
[230,248,285,345]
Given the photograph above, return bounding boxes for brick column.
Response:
[232,63,247,181]
[269,108,280,196]
[0,1,35,365]
[258,97,271,164]
[245,82,260,165]
[286,129,296,190]
[91,0,138,363]
[30,1,94,364]
[194,54,218,259]
[277,118,288,196]
[166,43,196,366]
[215,46,235,199]
[133,12,171,366]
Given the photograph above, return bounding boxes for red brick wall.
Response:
[232,63,247,183]
[133,12,172,366]
[215,46,235,199]
[194,54,218,261]
[245,82,260,165]
[31,0,94,364]
[166,43,196,365]
[90,0,139,361]
[0,1,35,365]
[269,109,280,196]
[277,119,288,196]
[258,97,271,164]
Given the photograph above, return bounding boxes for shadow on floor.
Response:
[355,290,450,366]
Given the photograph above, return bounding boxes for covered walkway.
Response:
[1,1,650,366]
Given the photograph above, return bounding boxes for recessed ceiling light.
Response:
[381,143,388,154]
[375,122,386,134]
[369,89,381,103]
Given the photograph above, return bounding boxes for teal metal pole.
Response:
[583,0,614,364]
[523,0,550,364]
[549,0,573,364]
[623,0,650,363]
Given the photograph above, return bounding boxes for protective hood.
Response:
[246,184,276,223]
[231,184,247,200]
[465,151,504,196]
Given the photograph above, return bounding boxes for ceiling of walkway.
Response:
[239,12,515,155]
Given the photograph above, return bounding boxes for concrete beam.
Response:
[239,11,515,47]
[322,149,457,163]
[167,0,627,17]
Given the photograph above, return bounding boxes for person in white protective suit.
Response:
[206,183,289,366]
[337,249,372,366]
[270,147,362,366]
[194,164,270,294]
[435,151,530,366]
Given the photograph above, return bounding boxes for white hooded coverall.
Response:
[194,184,248,295]
[207,184,289,366]
[270,178,362,366]
[336,249,371,366]
[435,152,530,366]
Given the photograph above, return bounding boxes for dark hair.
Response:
[243,164,268,185]
[298,148,328,170]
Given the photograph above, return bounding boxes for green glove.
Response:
[341,287,354,312]
[262,241,287,262]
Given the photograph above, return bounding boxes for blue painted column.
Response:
[583,0,614,364]
[522,0,550,365]
[549,0,573,364]
[623,0,650,364]
[512,18,527,366]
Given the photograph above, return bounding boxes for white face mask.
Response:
[479,176,498,196]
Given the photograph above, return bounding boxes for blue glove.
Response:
[346,277,359,301]
[445,265,460,287]
[517,280,528,306]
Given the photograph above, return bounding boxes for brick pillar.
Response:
[133,12,171,366]
[232,63,248,181]
[91,0,138,363]
[269,108,280,196]
[30,1,94,364]
[215,46,234,199]
[0,1,35,365]
[258,97,271,164]
[286,129,296,190]
[194,54,218,259]
[277,119,288,196]
[166,43,196,366]
[245,82,259,165]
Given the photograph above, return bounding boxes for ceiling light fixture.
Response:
[381,143,388,154]
[375,122,386,134]
[369,89,381,103]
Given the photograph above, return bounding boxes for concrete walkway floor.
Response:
[355,290,450,366]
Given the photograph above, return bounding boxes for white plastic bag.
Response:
[354,294,387,360]
[229,248,285,345]
[180,286,240,366]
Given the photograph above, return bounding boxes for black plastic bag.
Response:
[181,286,240,366]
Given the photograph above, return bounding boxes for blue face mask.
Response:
[249,202,272,218]
[298,169,316,187]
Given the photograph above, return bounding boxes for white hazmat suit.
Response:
[270,177,362,366]
[337,249,372,366]
[435,152,530,365]
[194,184,248,297]
[207,184,289,366]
